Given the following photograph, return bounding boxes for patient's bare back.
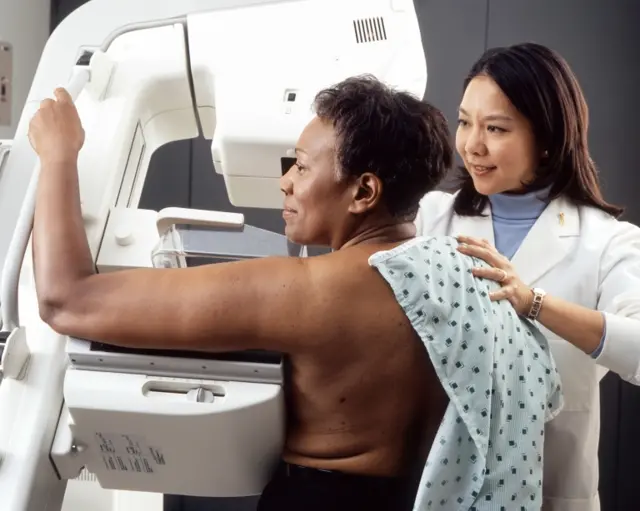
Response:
[282,244,448,477]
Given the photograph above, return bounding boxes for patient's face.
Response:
[280,117,353,247]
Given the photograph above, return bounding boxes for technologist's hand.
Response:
[456,235,533,316]
[28,87,85,164]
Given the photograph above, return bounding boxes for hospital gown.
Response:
[368,236,564,510]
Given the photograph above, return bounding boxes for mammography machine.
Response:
[0,0,426,509]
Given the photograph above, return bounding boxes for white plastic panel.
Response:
[114,124,146,208]
[187,0,427,208]
[0,313,69,511]
[62,479,163,511]
[0,139,11,173]
[96,208,160,273]
[0,0,228,285]
[64,369,285,497]
[72,23,198,262]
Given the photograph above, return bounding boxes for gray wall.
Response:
[51,1,640,510]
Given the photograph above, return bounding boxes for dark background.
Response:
[50,1,640,510]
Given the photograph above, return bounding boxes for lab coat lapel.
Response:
[510,196,579,286]
[450,204,496,246]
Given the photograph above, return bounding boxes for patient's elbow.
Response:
[38,296,60,325]
[37,294,70,333]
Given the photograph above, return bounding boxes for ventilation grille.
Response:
[74,468,98,482]
[353,17,387,43]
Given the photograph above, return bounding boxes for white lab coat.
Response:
[415,191,640,511]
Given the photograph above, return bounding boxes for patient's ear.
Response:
[348,173,383,214]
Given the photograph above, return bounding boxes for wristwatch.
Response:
[527,287,546,321]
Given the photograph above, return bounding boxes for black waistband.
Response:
[260,461,418,511]
[276,461,411,483]
[280,463,339,478]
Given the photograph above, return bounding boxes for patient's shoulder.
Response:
[304,242,429,308]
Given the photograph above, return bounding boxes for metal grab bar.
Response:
[0,16,187,330]
[0,68,91,330]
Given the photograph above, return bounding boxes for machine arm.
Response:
[0,0,426,509]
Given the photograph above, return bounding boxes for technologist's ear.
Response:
[348,173,382,214]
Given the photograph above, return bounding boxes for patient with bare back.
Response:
[29,76,562,510]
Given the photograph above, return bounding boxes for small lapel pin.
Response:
[558,212,565,226]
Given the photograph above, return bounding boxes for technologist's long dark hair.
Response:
[451,42,624,218]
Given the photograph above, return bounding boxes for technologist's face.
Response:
[456,75,541,195]
[280,117,353,247]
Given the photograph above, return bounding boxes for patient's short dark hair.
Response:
[313,75,453,221]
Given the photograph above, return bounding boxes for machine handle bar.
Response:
[0,68,91,330]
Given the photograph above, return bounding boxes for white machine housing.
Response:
[0,0,427,509]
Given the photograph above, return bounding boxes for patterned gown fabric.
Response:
[368,236,564,510]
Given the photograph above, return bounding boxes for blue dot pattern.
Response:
[368,236,564,510]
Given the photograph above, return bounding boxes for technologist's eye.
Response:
[295,162,307,173]
[457,119,468,127]
[487,125,506,133]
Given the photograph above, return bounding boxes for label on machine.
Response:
[95,431,167,475]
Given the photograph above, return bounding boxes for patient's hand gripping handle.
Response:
[0,68,91,330]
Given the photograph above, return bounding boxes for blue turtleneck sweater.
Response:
[488,188,550,261]
[487,187,605,358]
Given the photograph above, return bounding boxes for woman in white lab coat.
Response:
[415,42,640,511]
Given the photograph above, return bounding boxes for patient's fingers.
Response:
[54,87,73,103]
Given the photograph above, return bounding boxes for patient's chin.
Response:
[285,228,321,249]
[284,226,302,244]
[286,232,310,246]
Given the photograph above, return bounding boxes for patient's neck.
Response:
[339,221,416,250]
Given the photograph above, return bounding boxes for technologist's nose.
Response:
[465,128,487,156]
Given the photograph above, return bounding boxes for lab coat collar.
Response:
[450,195,580,286]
